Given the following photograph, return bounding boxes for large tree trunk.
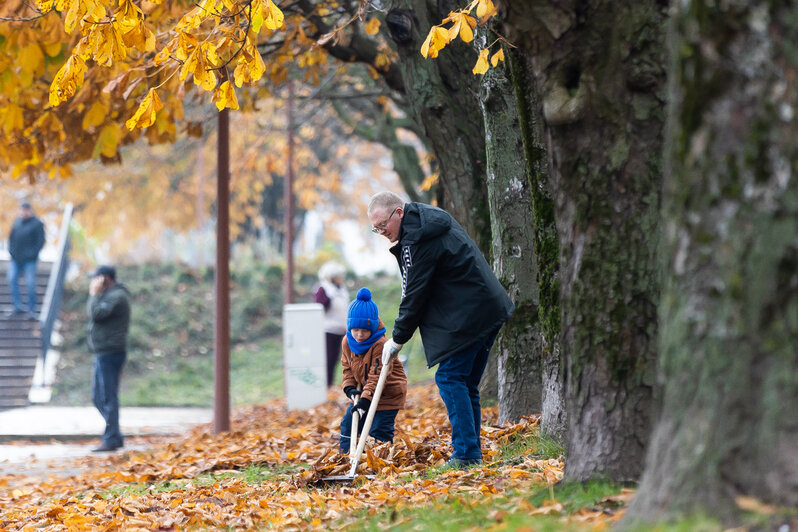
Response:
[627,1,798,522]
[478,354,498,403]
[479,45,542,424]
[507,49,565,440]
[501,1,666,481]
[386,1,491,253]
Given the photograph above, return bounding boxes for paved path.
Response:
[0,406,212,476]
[0,406,213,440]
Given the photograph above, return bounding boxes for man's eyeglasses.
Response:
[371,208,398,234]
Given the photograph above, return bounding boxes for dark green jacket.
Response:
[390,202,514,367]
[87,283,131,354]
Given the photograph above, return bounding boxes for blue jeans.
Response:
[434,328,500,461]
[339,404,398,453]
[92,351,126,447]
[7,260,37,313]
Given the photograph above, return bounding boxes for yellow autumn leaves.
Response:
[47,0,284,130]
[48,0,155,107]
[420,0,502,75]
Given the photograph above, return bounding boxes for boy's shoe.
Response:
[441,457,482,470]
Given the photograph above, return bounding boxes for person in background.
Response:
[87,265,131,452]
[339,287,406,453]
[368,191,514,469]
[314,261,349,387]
[6,201,45,319]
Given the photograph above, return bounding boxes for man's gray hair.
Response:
[368,191,405,216]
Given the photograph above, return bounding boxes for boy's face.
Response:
[350,328,372,342]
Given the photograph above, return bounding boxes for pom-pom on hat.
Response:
[347,287,379,332]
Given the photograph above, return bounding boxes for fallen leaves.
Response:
[0,385,633,530]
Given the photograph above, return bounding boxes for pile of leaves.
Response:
[0,385,633,530]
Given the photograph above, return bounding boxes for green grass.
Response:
[337,480,627,532]
[120,338,286,407]
[497,429,565,462]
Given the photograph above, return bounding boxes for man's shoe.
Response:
[4,308,24,317]
[442,457,482,470]
[92,442,122,452]
[26,312,37,321]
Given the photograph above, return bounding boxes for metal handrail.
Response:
[38,203,72,364]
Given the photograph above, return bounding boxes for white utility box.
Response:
[283,303,327,410]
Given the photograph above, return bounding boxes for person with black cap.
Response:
[87,265,131,452]
[6,200,45,319]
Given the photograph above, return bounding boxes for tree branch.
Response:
[294,0,406,93]
[331,99,425,202]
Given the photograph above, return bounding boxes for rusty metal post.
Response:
[214,105,231,434]
[283,80,295,304]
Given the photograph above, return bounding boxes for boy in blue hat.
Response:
[339,287,407,453]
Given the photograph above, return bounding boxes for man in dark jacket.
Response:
[368,191,514,468]
[6,201,45,319]
[87,265,131,452]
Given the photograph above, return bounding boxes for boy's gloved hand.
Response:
[382,338,403,365]
[354,397,371,417]
[344,386,359,402]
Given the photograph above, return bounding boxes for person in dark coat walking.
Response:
[368,191,514,469]
[6,201,45,319]
[87,265,131,452]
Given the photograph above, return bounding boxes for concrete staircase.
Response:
[0,260,52,409]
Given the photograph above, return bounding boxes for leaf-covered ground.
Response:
[0,385,633,530]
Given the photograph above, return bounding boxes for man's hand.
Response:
[89,277,105,296]
[382,338,403,365]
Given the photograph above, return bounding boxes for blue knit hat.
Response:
[347,287,379,332]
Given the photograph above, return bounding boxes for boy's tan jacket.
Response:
[340,319,407,411]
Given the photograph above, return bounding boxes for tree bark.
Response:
[627,1,798,522]
[507,49,565,440]
[479,354,498,404]
[500,1,666,481]
[479,45,542,424]
[387,1,491,254]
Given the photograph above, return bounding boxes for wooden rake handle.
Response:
[349,394,360,456]
[347,361,390,477]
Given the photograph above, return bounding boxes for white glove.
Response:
[382,338,403,365]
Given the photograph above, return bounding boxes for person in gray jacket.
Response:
[87,265,131,452]
[368,191,514,469]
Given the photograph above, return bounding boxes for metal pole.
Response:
[283,80,295,304]
[214,104,231,434]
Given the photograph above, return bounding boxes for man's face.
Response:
[20,207,32,219]
[369,206,403,243]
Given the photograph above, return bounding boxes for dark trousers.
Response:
[339,403,398,453]
[325,332,344,387]
[92,351,126,447]
[434,328,500,460]
[7,259,37,313]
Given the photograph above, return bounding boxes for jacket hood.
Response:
[400,203,451,245]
